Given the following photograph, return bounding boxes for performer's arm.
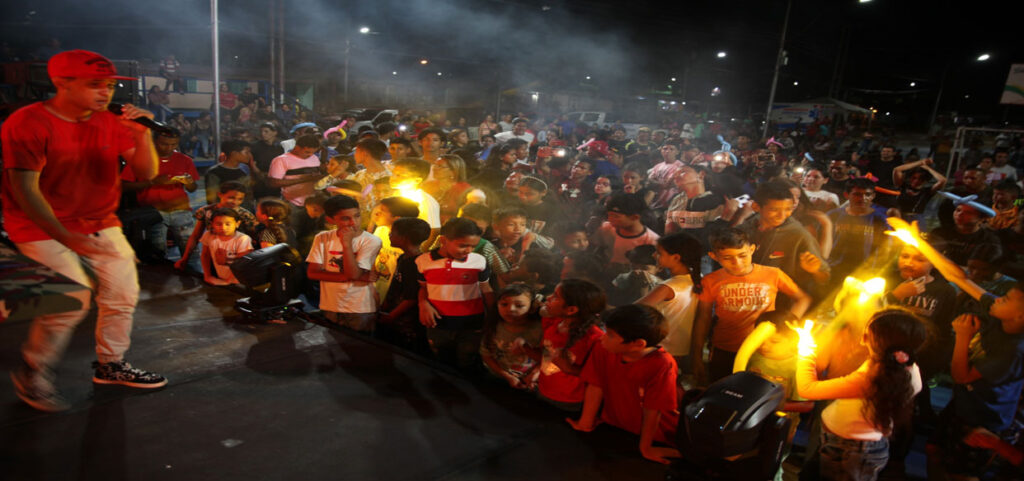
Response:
[6,169,107,255]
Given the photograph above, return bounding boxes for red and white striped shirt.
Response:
[416,250,490,317]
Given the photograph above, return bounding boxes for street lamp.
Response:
[671,77,676,82]
[716,51,727,58]
[977,53,991,61]
[358,26,370,34]
[420,59,428,65]
[793,81,799,86]
[910,81,916,87]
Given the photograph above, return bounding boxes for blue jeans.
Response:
[149,209,201,271]
[819,431,888,481]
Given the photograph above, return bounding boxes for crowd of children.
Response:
[148,117,1024,479]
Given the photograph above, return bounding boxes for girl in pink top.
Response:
[794,309,927,481]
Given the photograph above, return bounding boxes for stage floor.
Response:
[0,264,676,481]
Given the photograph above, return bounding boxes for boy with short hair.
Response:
[887,218,1024,480]
[691,228,811,384]
[199,208,253,286]
[593,193,660,274]
[569,304,681,465]
[175,180,258,271]
[458,203,510,286]
[740,180,829,294]
[417,218,495,370]
[827,178,893,285]
[378,217,432,355]
[371,196,420,299]
[306,195,382,332]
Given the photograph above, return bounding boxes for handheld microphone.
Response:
[107,103,176,136]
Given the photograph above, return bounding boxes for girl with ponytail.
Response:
[638,232,703,368]
[794,308,928,481]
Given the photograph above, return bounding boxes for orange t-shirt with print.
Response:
[698,264,801,352]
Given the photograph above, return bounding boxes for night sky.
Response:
[1,0,1020,121]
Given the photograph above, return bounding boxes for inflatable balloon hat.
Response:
[937,191,997,218]
[804,152,814,163]
[323,119,348,140]
[766,137,784,149]
[859,173,900,196]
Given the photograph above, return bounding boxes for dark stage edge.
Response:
[0,265,670,481]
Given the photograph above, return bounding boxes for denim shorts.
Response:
[818,431,888,481]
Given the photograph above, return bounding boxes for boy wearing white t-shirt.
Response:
[199,208,254,285]
[306,195,382,332]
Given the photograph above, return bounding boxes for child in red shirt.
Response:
[537,278,607,410]
[569,304,681,465]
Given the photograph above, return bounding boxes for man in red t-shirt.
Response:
[122,128,200,268]
[1,50,168,412]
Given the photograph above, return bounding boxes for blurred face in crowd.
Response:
[217,190,246,209]
[953,204,983,232]
[439,235,479,262]
[498,293,533,324]
[880,147,895,161]
[802,169,827,191]
[292,145,317,159]
[962,169,986,192]
[512,121,527,136]
[504,171,523,193]
[390,165,422,188]
[326,208,360,231]
[846,187,875,210]
[622,170,644,189]
[754,198,795,231]
[493,215,527,244]
[966,258,998,284]
[993,188,1017,209]
[594,176,613,196]
[612,129,626,141]
[210,215,239,237]
[606,210,637,230]
[452,131,469,146]
[789,187,802,210]
[260,126,277,143]
[637,130,650,143]
[978,157,993,171]
[995,151,1010,166]
[480,136,495,148]
[389,142,411,161]
[829,160,849,180]
[570,160,593,181]
[420,133,442,154]
[897,245,932,280]
[517,185,545,206]
[653,131,667,144]
[672,167,703,192]
[154,134,180,158]
[907,171,928,190]
[710,243,756,277]
[659,144,679,162]
[562,231,589,252]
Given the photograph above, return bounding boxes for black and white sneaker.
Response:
[10,365,69,412]
[92,360,168,388]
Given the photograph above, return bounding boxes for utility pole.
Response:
[763,0,793,139]
[211,0,221,157]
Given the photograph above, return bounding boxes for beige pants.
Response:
[16,227,139,370]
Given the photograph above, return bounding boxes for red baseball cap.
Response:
[47,50,136,80]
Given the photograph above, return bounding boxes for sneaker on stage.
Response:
[92,360,168,389]
[10,365,70,412]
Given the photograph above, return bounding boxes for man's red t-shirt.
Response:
[1,103,134,243]
[581,343,679,444]
[121,151,198,210]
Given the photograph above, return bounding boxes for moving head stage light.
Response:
[667,371,791,480]
[229,243,310,323]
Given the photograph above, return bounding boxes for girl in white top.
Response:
[793,309,926,481]
[638,232,702,366]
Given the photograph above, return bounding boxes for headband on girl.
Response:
[766,137,784,149]
[938,191,997,217]
[323,120,348,140]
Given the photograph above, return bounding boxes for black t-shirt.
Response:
[927,225,1002,267]
[383,254,421,314]
[251,141,284,198]
[519,199,563,237]
[823,177,849,198]
[868,159,898,190]
[896,185,935,215]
